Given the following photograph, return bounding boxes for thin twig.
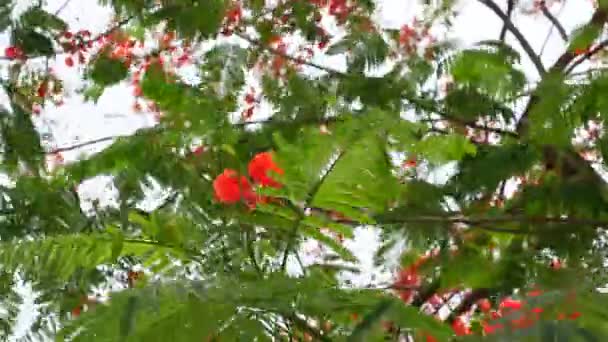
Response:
[478,0,546,76]
[54,0,72,15]
[47,135,126,154]
[235,32,348,77]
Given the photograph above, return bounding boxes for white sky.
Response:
[0,0,598,340]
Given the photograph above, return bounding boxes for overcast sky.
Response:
[0,0,598,339]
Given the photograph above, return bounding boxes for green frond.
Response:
[0,233,188,285]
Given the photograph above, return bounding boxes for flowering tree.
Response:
[2,0,608,340]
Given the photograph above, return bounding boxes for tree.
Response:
[1,0,608,340]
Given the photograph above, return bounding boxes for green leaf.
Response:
[89,52,129,87]
[20,7,67,32]
[11,27,54,56]
[0,233,186,285]
[569,23,602,52]
[450,49,525,98]
[0,0,12,31]
[415,133,477,163]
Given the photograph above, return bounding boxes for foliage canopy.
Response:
[2,0,608,340]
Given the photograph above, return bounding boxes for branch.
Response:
[54,0,72,15]
[565,39,608,74]
[404,93,519,138]
[234,32,348,78]
[375,214,608,229]
[516,7,608,135]
[420,116,518,137]
[88,15,136,45]
[46,134,127,154]
[499,0,515,41]
[478,0,546,76]
[540,1,568,42]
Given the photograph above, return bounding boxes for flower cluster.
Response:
[398,19,436,59]
[59,29,93,67]
[213,152,284,208]
[4,46,24,60]
[392,250,579,337]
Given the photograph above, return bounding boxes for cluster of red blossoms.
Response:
[4,46,25,60]
[59,29,93,67]
[213,152,284,208]
[393,252,581,338]
[451,290,581,336]
[398,19,435,59]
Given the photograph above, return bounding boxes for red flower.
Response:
[248,152,284,188]
[499,298,522,311]
[213,169,256,205]
[569,311,582,320]
[318,39,329,50]
[511,315,534,329]
[489,310,501,320]
[177,54,190,67]
[32,103,42,115]
[65,56,74,67]
[531,307,543,314]
[482,321,503,335]
[394,266,420,303]
[244,92,256,104]
[425,333,438,342]
[193,146,205,156]
[550,258,562,269]
[403,157,417,168]
[452,316,471,336]
[242,107,254,120]
[133,85,143,97]
[478,298,492,312]
[37,81,48,98]
[225,3,242,24]
[399,25,417,45]
[71,306,81,317]
[4,46,24,60]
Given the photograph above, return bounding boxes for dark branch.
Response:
[375,214,608,229]
[540,1,568,42]
[499,0,515,41]
[46,135,126,154]
[478,0,546,76]
[54,0,72,15]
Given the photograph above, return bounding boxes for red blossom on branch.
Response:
[213,169,257,205]
[248,152,284,188]
[4,46,24,60]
